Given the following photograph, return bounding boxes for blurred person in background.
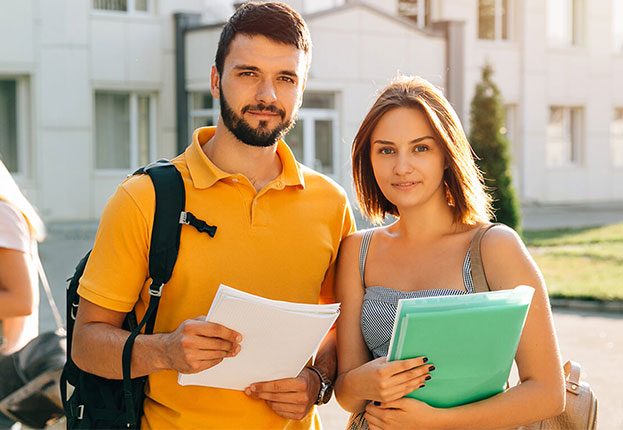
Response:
[0,159,46,429]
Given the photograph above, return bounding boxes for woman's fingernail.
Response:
[419,384,426,389]
[425,375,432,381]
[429,365,436,371]
[422,357,428,363]
[373,401,381,406]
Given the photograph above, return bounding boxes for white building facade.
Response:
[1,0,622,222]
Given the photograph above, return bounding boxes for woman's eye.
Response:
[379,147,394,155]
[414,145,429,153]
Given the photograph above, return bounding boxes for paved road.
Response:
[38,226,622,429]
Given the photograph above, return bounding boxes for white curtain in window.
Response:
[95,92,130,170]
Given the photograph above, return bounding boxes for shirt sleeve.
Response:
[318,196,357,305]
[78,179,154,313]
[0,201,30,253]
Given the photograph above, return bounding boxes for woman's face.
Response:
[370,107,447,212]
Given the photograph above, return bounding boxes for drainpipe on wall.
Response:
[174,12,202,156]
[433,20,466,125]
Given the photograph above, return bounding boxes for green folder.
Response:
[387,285,534,408]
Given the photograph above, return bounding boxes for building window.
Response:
[188,91,339,176]
[189,92,219,132]
[95,91,155,171]
[0,80,18,173]
[614,0,623,52]
[93,0,151,14]
[546,107,583,167]
[478,0,510,41]
[286,93,338,176]
[398,0,431,29]
[547,0,582,47]
[612,108,623,167]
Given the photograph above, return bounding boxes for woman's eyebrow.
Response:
[372,136,435,145]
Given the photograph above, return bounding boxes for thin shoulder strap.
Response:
[358,229,375,290]
[469,223,502,293]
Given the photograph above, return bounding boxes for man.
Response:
[72,2,355,429]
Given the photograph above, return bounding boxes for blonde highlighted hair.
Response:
[352,76,492,225]
[0,160,46,242]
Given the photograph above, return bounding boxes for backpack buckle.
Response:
[77,404,84,420]
[149,282,164,297]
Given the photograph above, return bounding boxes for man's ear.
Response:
[210,65,220,99]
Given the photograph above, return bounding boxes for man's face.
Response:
[211,34,307,147]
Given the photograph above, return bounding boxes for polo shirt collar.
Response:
[186,127,305,190]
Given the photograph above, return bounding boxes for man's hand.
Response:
[161,317,242,374]
[244,367,321,420]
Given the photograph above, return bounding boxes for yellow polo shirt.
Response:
[78,127,355,429]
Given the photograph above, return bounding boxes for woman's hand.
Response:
[365,397,441,430]
[348,356,434,403]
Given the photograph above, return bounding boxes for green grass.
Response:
[523,223,623,301]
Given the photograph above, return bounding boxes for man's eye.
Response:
[240,71,255,77]
[279,76,295,84]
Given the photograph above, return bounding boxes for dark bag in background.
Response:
[60,160,216,429]
[0,252,67,429]
[0,331,66,429]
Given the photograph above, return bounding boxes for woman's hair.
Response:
[352,76,492,225]
[0,159,45,241]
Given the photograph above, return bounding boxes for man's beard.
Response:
[219,87,296,148]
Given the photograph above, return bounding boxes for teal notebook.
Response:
[387,285,534,408]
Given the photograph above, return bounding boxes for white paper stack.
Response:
[177,284,340,390]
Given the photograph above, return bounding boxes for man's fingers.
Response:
[245,389,308,404]
[197,321,243,343]
[247,377,306,394]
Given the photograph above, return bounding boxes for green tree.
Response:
[469,63,521,232]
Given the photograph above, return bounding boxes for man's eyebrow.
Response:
[232,65,298,76]
[232,65,260,72]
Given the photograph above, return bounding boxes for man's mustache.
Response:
[241,104,286,120]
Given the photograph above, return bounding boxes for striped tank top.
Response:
[359,229,475,359]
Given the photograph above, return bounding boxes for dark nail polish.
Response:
[425,375,431,381]
[374,401,381,406]
[422,357,428,363]
[419,384,425,389]
[429,365,436,371]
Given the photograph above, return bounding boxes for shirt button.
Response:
[232,178,239,182]
[254,201,258,205]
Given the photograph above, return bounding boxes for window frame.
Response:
[477,0,513,42]
[398,0,431,29]
[92,0,153,16]
[546,106,584,168]
[94,90,157,173]
[613,0,623,53]
[611,107,623,168]
[0,76,29,178]
[547,0,584,48]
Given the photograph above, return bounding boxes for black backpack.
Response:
[59,160,216,429]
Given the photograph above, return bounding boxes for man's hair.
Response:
[352,76,493,225]
[215,2,312,76]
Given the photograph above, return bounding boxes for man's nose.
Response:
[256,79,277,104]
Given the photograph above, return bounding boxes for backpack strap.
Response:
[121,160,186,427]
[469,223,502,293]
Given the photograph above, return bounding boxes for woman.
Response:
[334,76,565,429]
[0,159,45,428]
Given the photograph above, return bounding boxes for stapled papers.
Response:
[177,284,340,390]
[387,285,535,408]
